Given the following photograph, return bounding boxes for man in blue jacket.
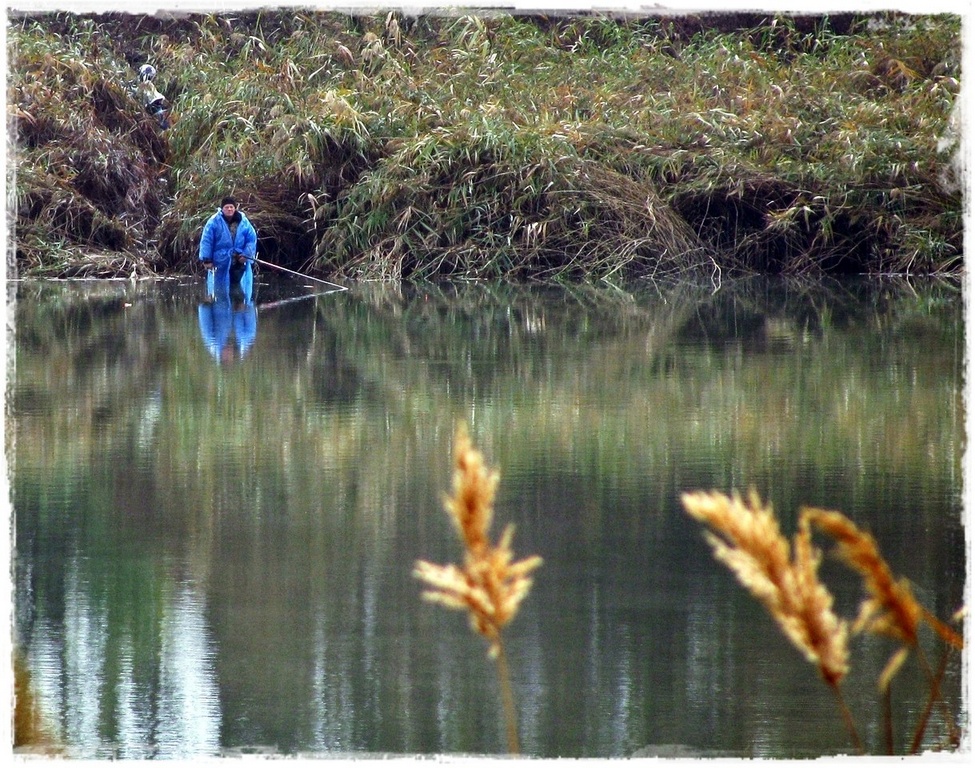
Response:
[199,196,258,292]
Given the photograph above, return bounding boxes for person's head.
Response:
[220,196,237,218]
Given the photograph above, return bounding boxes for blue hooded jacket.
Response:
[199,208,258,269]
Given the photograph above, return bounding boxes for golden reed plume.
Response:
[681,489,850,687]
[803,508,963,656]
[802,507,964,753]
[414,423,542,656]
[414,423,542,753]
[683,490,964,754]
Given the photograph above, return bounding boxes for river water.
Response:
[8,275,966,758]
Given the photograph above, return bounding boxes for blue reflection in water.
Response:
[198,279,258,365]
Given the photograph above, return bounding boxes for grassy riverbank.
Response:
[9,10,962,279]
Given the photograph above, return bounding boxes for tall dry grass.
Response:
[11,11,962,277]
[414,423,542,754]
[682,489,964,755]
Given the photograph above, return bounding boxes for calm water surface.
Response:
[10,276,965,758]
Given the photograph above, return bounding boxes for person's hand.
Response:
[235,253,247,264]
[202,260,214,270]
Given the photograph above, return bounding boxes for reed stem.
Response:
[830,682,864,755]
[909,644,955,753]
[495,638,521,755]
[882,684,894,755]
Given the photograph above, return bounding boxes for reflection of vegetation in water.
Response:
[13,277,962,528]
[314,278,963,489]
[14,650,63,754]
[11,277,964,754]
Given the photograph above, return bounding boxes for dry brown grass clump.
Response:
[682,490,964,754]
[414,423,542,754]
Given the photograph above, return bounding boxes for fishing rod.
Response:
[257,291,337,310]
[247,255,348,291]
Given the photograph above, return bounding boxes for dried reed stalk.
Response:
[802,508,963,657]
[414,423,542,754]
[681,490,861,752]
[682,490,851,684]
[802,507,964,752]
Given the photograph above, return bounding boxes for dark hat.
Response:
[221,196,238,207]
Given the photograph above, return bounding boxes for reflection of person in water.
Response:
[198,281,258,364]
